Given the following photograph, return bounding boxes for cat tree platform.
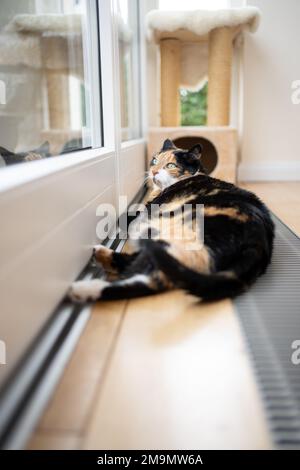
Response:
[146,7,260,183]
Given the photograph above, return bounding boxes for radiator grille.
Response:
[234,215,300,449]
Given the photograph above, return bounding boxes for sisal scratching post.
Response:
[160,39,180,126]
[46,70,70,129]
[207,27,233,126]
[43,38,70,130]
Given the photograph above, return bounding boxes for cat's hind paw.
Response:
[68,279,109,303]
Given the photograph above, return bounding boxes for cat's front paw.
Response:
[68,279,109,303]
[92,244,104,256]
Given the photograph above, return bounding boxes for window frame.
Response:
[0,0,147,388]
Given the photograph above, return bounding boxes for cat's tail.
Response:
[141,239,249,301]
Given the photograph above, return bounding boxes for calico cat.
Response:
[0,141,51,166]
[69,139,274,303]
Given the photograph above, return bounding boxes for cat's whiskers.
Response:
[143,171,152,185]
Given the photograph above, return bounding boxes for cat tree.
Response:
[146,7,260,182]
[0,14,83,154]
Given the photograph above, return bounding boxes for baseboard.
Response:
[238,161,300,181]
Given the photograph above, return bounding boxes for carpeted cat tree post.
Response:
[146,7,260,182]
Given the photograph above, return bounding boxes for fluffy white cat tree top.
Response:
[147,7,260,42]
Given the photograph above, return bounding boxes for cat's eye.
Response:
[151,157,158,165]
[166,162,177,169]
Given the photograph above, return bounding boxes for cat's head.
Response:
[149,139,206,190]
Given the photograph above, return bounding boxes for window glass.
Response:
[117,0,141,142]
[0,0,100,167]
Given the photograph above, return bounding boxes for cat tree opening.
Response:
[173,136,218,175]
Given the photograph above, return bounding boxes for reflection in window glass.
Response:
[0,0,98,167]
[159,0,230,9]
[117,0,141,142]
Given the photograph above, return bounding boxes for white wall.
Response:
[239,0,300,181]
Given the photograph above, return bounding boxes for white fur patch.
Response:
[153,169,177,190]
[121,274,150,286]
[69,279,109,303]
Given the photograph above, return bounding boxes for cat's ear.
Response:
[188,143,202,157]
[161,139,176,151]
[185,143,207,174]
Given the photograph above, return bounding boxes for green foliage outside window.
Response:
[180,81,208,126]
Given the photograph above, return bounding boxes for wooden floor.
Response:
[27,182,300,450]
[242,182,300,235]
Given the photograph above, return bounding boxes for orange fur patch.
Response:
[167,241,212,274]
[204,206,248,222]
[94,246,114,270]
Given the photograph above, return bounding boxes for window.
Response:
[0,0,101,168]
[117,0,141,142]
[0,0,146,390]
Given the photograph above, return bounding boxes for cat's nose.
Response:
[152,170,159,176]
